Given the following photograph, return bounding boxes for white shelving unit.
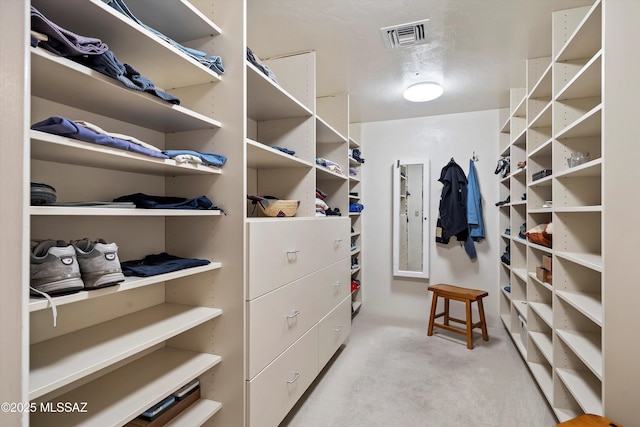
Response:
[244,49,352,426]
[2,1,246,426]
[498,2,640,425]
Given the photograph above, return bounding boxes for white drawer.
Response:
[313,217,350,268]
[247,219,316,299]
[248,326,319,427]
[316,257,351,318]
[318,297,351,369]
[247,273,319,379]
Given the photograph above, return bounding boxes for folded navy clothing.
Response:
[31,116,169,159]
[121,252,210,277]
[272,146,295,156]
[31,6,109,57]
[163,150,226,167]
[114,193,218,210]
[74,50,180,105]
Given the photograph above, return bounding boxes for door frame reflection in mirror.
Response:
[392,158,430,278]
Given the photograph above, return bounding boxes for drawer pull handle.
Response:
[333,324,343,332]
[286,372,300,384]
[286,249,300,254]
[333,281,342,287]
[286,310,301,319]
[333,239,343,248]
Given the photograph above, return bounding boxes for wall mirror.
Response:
[393,159,430,278]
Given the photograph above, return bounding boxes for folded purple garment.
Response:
[31,116,168,159]
[31,6,108,57]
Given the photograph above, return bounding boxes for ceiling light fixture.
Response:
[403,82,443,102]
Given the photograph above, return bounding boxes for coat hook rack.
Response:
[472,151,479,162]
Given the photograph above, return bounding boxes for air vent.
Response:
[380,19,430,49]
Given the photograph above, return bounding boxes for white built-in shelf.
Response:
[246,61,313,121]
[349,175,361,183]
[513,268,528,282]
[529,272,553,292]
[30,206,222,217]
[554,206,602,213]
[513,299,528,320]
[31,131,222,176]
[529,302,553,327]
[512,94,527,118]
[528,208,553,215]
[528,102,553,129]
[554,408,581,424]
[555,158,602,179]
[555,0,602,63]
[32,0,222,89]
[29,264,221,312]
[555,105,602,140]
[529,137,552,158]
[30,303,222,399]
[348,156,362,165]
[529,62,553,99]
[349,194,361,201]
[501,286,512,301]
[555,290,602,326]
[529,331,553,363]
[555,251,603,272]
[511,332,527,357]
[528,174,553,188]
[351,231,361,237]
[124,0,223,42]
[246,139,314,169]
[316,116,347,143]
[31,49,221,133]
[351,248,361,256]
[555,367,603,415]
[512,236,528,246]
[528,242,553,254]
[511,200,526,206]
[352,301,362,314]
[512,128,526,146]
[511,167,527,179]
[500,117,510,134]
[349,212,362,217]
[316,165,348,181]
[164,399,222,427]
[30,347,221,427]
[528,362,553,402]
[500,314,511,331]
[556,329,602,379]
[348,137,360,148]
[556,51,602,101]
[350,266,361,275]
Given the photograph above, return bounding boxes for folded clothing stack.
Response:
[31,182,57,205]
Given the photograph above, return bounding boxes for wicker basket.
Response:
[257,199,300,217]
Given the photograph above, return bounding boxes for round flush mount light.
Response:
[403,82,443,102]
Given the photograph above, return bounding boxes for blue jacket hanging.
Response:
[467,159,485,241]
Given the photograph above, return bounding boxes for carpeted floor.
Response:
[280,311,557,427]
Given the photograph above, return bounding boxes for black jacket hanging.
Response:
[436,158,468,243]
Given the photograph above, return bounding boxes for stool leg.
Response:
[477,297,489,342]
[443,298,450,326]
[427,293,438,336]
[466,300,473,349]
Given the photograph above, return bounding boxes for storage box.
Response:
[542,255,552,271]
[532,169,552,181]
[536,266,552,284]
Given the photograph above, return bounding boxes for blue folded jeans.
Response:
[121,252,210,277]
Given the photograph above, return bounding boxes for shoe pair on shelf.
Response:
[30,238,125,296]
[495,195,510,206]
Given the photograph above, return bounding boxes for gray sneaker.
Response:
[30,240,85,295]
[72,239,125,289]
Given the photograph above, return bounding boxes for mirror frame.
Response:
[392,158,430,278]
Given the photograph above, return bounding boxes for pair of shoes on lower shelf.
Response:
[495,196,510,206]
[30,238,125,296]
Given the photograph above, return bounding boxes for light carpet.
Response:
[280,311,557,427]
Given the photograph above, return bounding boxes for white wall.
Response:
[361,109,501,327]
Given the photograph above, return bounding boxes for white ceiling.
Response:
[247,0,594,124]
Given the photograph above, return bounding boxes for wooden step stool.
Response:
[427,284,489,349]
[556,414,623,426]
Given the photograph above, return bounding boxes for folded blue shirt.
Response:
[31,116,169,159]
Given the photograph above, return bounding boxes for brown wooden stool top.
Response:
[428,284,488,301]
[556,414,623,427]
